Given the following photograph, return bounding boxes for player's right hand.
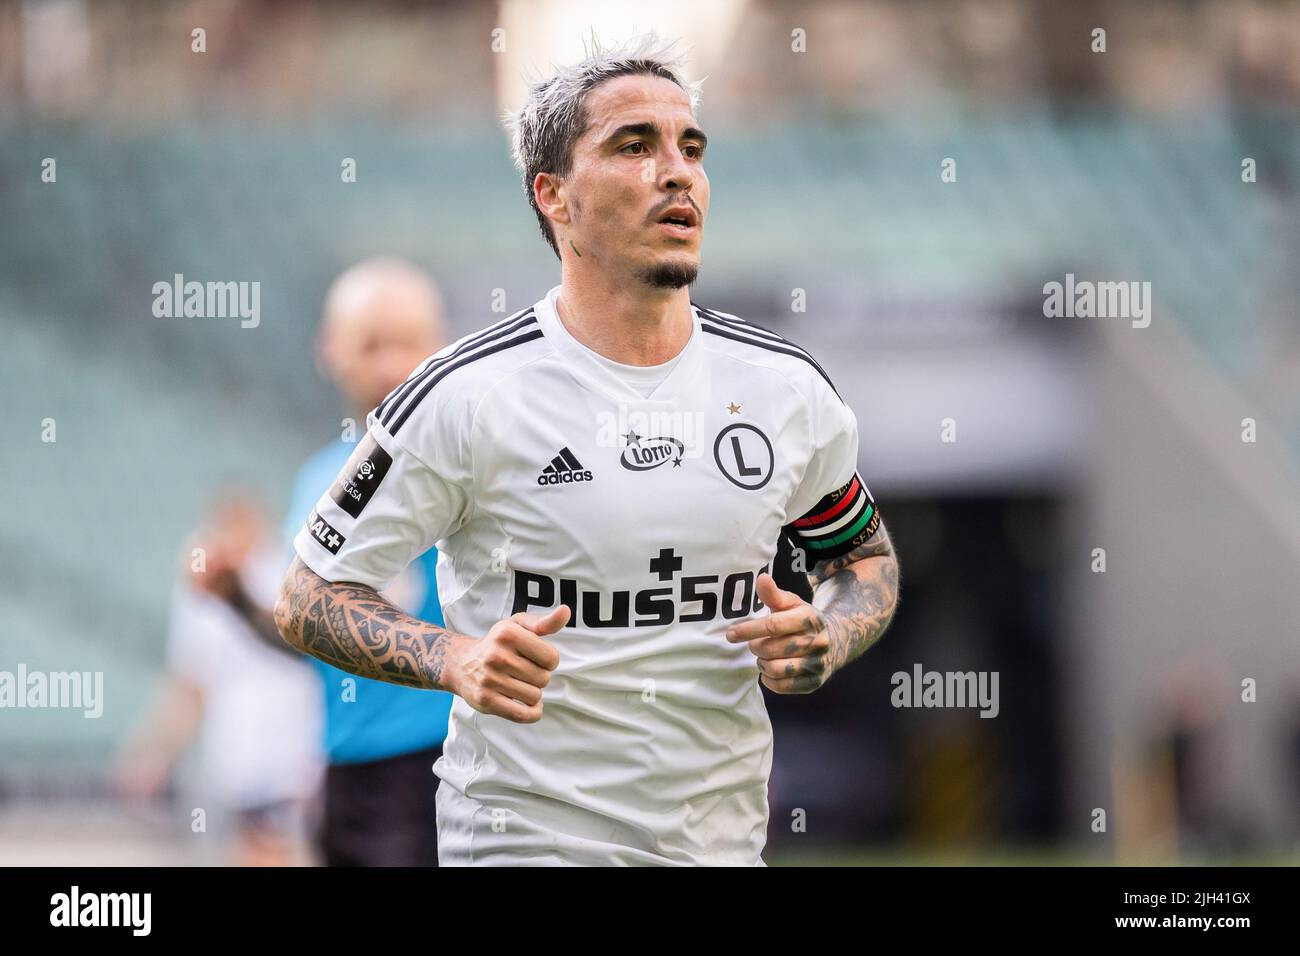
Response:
[448,606,568,723]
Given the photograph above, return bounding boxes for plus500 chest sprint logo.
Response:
[511,548,771,628]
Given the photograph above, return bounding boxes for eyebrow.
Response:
[601,121,708,151]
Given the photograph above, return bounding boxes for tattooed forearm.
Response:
[273,557,458,690]
[808,520,900,674]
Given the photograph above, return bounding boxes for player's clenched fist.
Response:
[725,573,834,695]
[447,606,568,723]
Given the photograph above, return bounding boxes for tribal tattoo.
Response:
[274,557,457,690]
[731,520,899,695]
[805,519,899,681]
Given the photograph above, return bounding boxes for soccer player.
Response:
[283,257,454,866]
[275,35,900,866]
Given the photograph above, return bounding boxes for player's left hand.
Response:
[725,572,834,694]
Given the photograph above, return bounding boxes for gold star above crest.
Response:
[726,402,742,415]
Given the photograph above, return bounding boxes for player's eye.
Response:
[620,141,647,155]
[682,144,704,159]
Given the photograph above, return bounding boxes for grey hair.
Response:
[505,33,703,260]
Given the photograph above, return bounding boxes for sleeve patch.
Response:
[329,432,394,518]
[305,510,346,554]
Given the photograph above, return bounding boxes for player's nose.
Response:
[658,144,696,193]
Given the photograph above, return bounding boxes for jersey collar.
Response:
[534,284,704,405]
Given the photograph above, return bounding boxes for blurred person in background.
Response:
[283,256,452,866]
[115,492,323,866]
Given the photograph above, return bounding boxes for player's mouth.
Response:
[655,205,699,238]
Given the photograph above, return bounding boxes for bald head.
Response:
[318,257,447,415]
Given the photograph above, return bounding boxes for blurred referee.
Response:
[284,257,452,865]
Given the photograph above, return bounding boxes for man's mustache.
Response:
[648,196,702,222]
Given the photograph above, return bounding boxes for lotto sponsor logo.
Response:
[620,435,684,472]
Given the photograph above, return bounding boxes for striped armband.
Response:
[790,473,880,561]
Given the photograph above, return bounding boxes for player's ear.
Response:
[534,171,571,227]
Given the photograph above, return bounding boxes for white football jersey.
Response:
[293,284,880,866]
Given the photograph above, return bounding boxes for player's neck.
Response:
[555,266,693,367]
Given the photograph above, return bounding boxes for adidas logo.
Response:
[537,447,594,486]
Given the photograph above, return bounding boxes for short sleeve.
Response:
[291,411,469,591]
[785,377,881,562]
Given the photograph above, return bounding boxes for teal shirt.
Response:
[286,439,453,764]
